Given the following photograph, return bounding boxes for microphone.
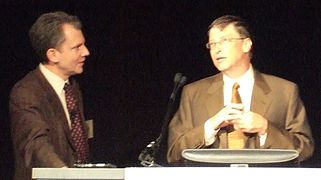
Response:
[170,73,187,100]
[170,73,183,100]
[138,72,187,167]
[178,76,187,89]
[174,72,182,84]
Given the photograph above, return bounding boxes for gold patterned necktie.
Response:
[64,83,89,163]
[227,82,245,149]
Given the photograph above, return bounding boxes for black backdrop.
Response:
[1,1,321,179]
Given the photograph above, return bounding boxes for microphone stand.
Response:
[138,73,187,167]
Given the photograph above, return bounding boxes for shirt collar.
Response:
[39,63,69,95]
[223,64,254,87]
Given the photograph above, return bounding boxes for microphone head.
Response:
[179,76,187,85]
[174,73,182,83]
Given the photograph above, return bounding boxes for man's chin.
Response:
[73,68,84,75]
[214,65,227,72]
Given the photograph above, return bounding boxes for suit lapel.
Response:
[251,71,272,116]
[34,68,76,151]
[205,73,228,148]
[244,71,272,148]
[205,73,224,117]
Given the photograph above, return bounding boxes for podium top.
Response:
[32,168,124,179]
[32,167,321,180]
[181,149,299,164]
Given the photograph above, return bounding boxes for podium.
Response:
[32,167,321,180]
[125,167,321,180]
[32,168,124,180]
[181,149,300,167]
[32,149,313,179]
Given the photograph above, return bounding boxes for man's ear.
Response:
[242,38,252,53]
[46,48,59,63]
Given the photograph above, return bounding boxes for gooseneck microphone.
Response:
[170,73,183,100]
[138,72,187,167]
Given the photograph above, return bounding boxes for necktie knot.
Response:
[232,82,240,90]
[64,83,72,93]
[232,82,242,104]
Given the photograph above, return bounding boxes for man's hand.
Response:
[234,111,268,135]
[207,103,244,130]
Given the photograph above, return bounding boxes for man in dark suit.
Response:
[10,11,90,180]
[167,15,314,163]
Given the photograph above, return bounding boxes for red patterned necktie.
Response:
[227,82,245,149]
[64,83,89,163]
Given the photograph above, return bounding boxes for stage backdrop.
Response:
[1,1,321,179]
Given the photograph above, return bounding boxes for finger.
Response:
[218,121,231,128]
[226,108,243,115]
[226,103,244,110]
[233,123,240,130]
[223,114,242,122]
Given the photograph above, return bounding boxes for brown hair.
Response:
[208,15,251,39]
[29,11,82,63]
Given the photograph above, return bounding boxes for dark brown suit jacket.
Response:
[10,67,87,180]
[167,71,314,163]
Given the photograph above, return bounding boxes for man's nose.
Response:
[82,45,90,56]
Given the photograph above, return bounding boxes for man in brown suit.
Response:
[167,15,314,163]
[10,11,90,180]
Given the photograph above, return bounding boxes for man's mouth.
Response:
[78,61,85,66]
[216,57,226,62]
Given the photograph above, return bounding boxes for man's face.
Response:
[208,24,250,76]
[55,24,90,79]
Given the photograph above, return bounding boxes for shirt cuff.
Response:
[259,133,267,146]
[204,120,220,146]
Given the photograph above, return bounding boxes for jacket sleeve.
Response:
[167,87,207,163]
[10,85,66,168]
[262,85,314,161]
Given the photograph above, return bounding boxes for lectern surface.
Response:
[32,167,321,180]
[125,167,321,180]
[32,168,124,180]
[182,149,299,164]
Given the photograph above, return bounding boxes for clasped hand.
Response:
[208,103,267,135]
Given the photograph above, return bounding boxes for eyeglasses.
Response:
[206,37,246,49]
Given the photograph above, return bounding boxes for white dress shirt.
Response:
[204,65,266,146]
[39,63,72,128]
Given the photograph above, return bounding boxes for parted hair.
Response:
[29,11,82,63]
[208,15,251,39]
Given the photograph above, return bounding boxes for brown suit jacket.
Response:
[10,67,87,180]
[167,71,314,163]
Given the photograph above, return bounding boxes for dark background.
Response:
[1,0,321,179]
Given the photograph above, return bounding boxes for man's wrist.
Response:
[259,120,268,135]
